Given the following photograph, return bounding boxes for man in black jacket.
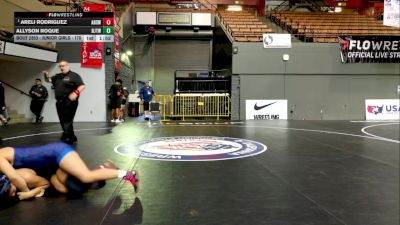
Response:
[29,78,48,123]
[43,60,85,144]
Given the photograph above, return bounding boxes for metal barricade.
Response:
[150,94,231,121]
[152,95,174,121]
[173,93,230,120]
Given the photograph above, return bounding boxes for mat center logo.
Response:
[114,136,267,161]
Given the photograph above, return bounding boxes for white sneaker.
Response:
[115,119,123,123]
[111,119,115,122]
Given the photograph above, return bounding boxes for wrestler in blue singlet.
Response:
[13,142,74,178]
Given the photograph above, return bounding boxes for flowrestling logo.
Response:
[338,36,400,63]
[114,136,267,161]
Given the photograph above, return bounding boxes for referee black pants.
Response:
[56,99,78,141]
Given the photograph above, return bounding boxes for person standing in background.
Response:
[108,79,123,123]
[29,78,48,123]
[139,81,155,121]
[119,87,129,122]
[43,60,85,144]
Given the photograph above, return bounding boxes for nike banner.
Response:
[246,100,288,120]
[365,99,400,120]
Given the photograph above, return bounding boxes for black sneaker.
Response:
[60,134,67,141]
[64,136,78,144]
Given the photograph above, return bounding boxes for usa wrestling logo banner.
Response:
[339,36,400,63]
[114,136,267,161]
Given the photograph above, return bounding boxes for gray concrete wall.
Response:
[239,75,399,120]
[233,42,400,75]
[234,42,400,120]
[134,38,211,95]
[134,35,155,89]
[231,75,240,120]
[0,60,107,122]
[0,42,108,122]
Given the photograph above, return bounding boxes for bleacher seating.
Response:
[218,11,273,42]
[270,11,400,43]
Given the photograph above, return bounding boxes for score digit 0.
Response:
[102,18,114,26]
[103,26,114,34]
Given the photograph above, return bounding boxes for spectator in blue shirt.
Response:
[139,81,155,120]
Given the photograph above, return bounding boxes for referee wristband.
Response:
[73,90,80,96]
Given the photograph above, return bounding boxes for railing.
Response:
[198,0,217,11]
[152,95,174,121]
[303,0,325,11]
[0,80,30,97]
[174,93,230,120]
[149,94,231,121]
[215,13,235,43]
[272,1,290,12]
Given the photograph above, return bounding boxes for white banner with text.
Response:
[246,100,288,120]
[365,99,400,120]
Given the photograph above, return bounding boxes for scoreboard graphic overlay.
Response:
[14,12,114,42]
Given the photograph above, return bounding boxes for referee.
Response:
[43,60,85,144]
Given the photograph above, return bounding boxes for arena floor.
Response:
[0,120,399,225]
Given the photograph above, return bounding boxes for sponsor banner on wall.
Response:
[81,42,103,68]
[365,99,400,120]
[110,4,121,71]
[384,0,400,28]
[263,34,291,48]
[0,41,4,54]
[114,26,121,71]
[338,36,400,63]
[246,100,287,120]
